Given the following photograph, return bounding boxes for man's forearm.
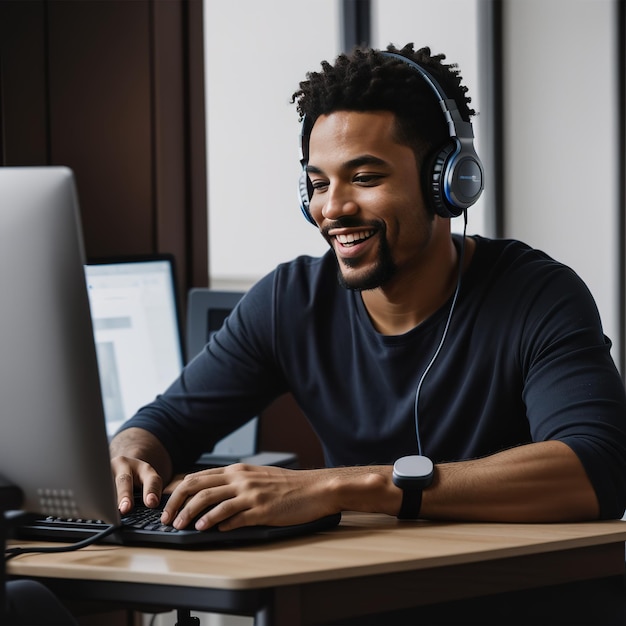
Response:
[421,440,600,522]
[326,440,599,523]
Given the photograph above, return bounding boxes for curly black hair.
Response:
[292,43,476,163]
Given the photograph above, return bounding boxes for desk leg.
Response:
[255,586,303,626]
[253,605,272,626]
[175,609,200,626]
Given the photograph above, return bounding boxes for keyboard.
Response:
[10,504,342,548]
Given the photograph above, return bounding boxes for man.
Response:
[110,43,626,533]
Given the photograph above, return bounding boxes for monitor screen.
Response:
[85,257,184,437]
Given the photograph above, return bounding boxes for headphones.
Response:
[297,51,484,223]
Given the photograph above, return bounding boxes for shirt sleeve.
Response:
[520,263,626,519]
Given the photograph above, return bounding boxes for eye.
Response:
[310,179,329,193]
[354,173,383,186]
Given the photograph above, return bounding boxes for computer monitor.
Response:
[0,167,119,522]
[186,289,246,361]
[84,255,184,437]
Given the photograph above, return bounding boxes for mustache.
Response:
[321,217,383,237]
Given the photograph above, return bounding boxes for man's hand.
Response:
[161,464,397,531]
[110,454,164,514]
[109,427,174,514]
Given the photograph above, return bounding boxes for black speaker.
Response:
[297,50,484,224]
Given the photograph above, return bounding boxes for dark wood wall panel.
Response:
[0,0,208,303]
[47,0,154,256]
[152,0,188,271]
[183,0,209,290]
[0,1,49,164]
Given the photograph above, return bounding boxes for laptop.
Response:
[0,166,340,549]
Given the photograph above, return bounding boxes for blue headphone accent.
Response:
[297,51,484,223]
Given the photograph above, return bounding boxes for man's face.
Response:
[306,110,433,291]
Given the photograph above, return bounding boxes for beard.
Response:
[327,221,397,291]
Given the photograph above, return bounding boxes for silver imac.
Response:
[0,167,120,524]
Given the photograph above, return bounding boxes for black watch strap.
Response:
[397,488,423,520]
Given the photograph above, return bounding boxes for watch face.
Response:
[392,455,434,489]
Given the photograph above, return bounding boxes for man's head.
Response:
[292,44,481,293]
[292,43,481,222]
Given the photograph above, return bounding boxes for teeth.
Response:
[336,230,374,245]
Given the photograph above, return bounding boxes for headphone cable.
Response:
[413,212,468,456]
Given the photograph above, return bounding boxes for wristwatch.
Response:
[392,455,434,519]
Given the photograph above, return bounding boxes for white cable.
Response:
[413,212,468,455]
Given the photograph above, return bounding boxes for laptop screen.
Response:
[84,256,184,437]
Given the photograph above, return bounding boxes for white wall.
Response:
[204,0,337,289]
[503,0,619,361]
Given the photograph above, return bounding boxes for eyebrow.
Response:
[306,154,389,175]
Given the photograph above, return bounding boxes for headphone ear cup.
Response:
[425,142,462,219]
[425,140,483,219]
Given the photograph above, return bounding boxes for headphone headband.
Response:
[297,51,484,223]
[381,51,475,140]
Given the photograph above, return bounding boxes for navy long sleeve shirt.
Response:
[122,236,626,519]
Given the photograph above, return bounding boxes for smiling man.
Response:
[110,44,626,537]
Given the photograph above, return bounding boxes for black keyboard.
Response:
[12,504,217,545]
[34,504,182,535]
[121,505,181,534]
[10,506,342,548]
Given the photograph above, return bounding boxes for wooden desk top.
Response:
[6,513,626,591]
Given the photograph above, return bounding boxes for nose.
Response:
[318,183,359,221]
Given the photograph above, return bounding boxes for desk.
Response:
[6,513,626,626]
